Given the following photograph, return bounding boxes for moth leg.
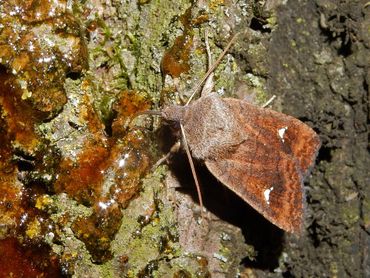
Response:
[151,140,181,170]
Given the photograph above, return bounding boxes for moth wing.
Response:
[223,98,321,176]
[205,140,304,233]
[204,98,320,233]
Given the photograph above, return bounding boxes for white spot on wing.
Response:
[263,187,274,205]
[278,126,288,143]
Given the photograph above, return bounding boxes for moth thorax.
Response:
[161,105,187,123]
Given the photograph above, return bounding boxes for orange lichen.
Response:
[0,180,24,237]
[0,2,87,273]
[52,88,153,262]
[161,6,212,84]
[54,91,152,206]
[161,8,194,78]
[54,143,110,205]
[0,0,88,116]
[0,237,61,277]
[72,201,123,263]
[0,0,157,270]
[63,123,152,262]
[0,72,38,239]
[80,88,107,135]
[62,135,151,262]
[0,102,15,172]
[111,90,152,137]
[161,33,193,78]
[0,72,44,151]
[108,132,151,207]
[9,0,66,23]
[160,7,210,80]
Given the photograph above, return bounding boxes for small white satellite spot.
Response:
[278,126,288,143]
[263,187,274,205]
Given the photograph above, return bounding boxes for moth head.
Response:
[161,105,186,124]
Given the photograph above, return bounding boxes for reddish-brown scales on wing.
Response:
[162,94,320,233]
[205,142,304,233]
[223,98,321,175]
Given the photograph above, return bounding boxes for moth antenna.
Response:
[134,110,162,117]
[200,28,214,97]
[185,32,240,106]
[125,109,162,131]
[262,95,277,108]
[180,123,205,220]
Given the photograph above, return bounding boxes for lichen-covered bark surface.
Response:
[0,0,368,277]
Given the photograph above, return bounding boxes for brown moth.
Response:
[161,93,321,233]
[156,31,320,233]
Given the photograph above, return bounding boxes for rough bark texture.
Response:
[0,0,369,277]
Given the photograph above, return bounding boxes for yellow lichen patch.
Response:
[209,0,225,11]
[25,218,41,239]
[35,195,53,210]
[161,8,194,78]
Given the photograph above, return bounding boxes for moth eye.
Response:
[172,121,180,129]
[163,118,179,129]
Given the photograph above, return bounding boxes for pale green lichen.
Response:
[109,167,182,276]
[242,73,269,105]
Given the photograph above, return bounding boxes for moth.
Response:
[157,33,320,234]
[161,93,320,233]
